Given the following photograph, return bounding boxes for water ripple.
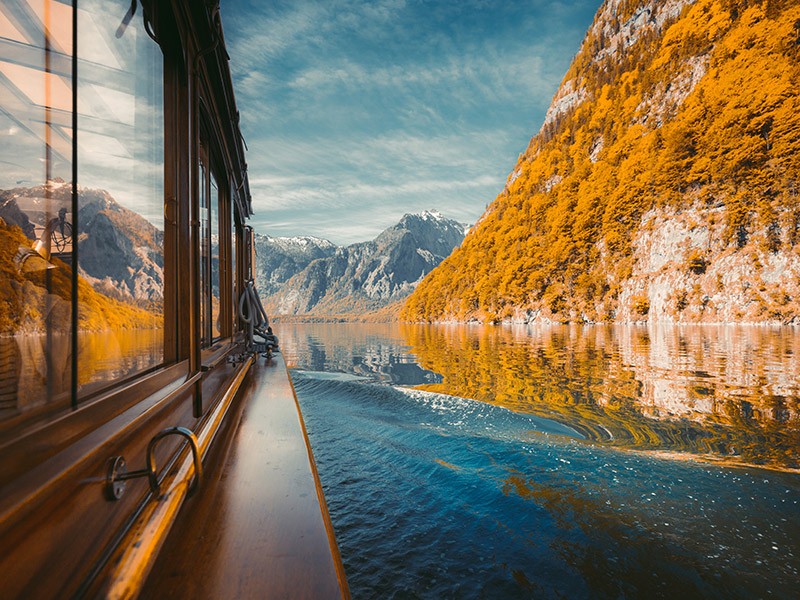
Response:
[292,370,800,599]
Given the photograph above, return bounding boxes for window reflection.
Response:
[0,0,167,424]
[77,0,164,395]
[200,154,209,346]
[200,151,224,346]
[210,171,220,341]
[231,195,237,336]
[0,0,74,419]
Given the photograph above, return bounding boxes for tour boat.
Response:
[0,1,348,597]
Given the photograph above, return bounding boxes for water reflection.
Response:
[76,329,162,393]
[0,328,162,421]
[280,322,441,385]
[291,369,800,598]
[281,322,800,469]
[3,332,71,415]
[404,323,800,470]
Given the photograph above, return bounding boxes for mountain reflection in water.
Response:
[283,323,800,599]
[281,322,799,469]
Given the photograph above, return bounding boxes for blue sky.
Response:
[222,0,599,245]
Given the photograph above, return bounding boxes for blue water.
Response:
[292,371,799,599]
[281,323,800,598]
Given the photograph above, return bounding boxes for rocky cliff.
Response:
[403,0,800,324]
[254,233,337,296]
[77,188,163,306]
[263,211,466,315]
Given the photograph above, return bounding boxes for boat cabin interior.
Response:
[0,1,347,597]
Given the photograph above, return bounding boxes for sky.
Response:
[222,0,599,245]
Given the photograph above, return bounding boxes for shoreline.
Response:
[271,313,799,327]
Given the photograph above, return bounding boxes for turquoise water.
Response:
[283,323,800,598]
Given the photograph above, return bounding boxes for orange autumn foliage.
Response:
[403,0,800,323]
[0,220,159,334]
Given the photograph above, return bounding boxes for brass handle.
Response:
[105,426,202,501]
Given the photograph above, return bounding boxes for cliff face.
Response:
[254,234,337,296]
[78,188,163,306]
[264,211,466,315]
[403,0,800,324]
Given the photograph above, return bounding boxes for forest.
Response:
[403,0,800,324]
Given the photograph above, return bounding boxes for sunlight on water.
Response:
[280,322,800,598]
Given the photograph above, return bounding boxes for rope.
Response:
[238,280,269,351]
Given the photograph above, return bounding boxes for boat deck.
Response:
[142,354,349,599]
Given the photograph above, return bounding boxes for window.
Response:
[0,0,75,420]
[230,191,238,335]
[199,151,208,347]
[210,169,220,341]
[0,0,167,425]
[77,0,165,395]
[199,136,232,347]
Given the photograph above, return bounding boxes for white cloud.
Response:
[221,0,599,244]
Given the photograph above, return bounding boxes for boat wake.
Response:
[291,370,800,600]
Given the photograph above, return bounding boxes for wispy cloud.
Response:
[223,0,599,244]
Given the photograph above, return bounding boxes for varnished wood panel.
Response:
[0,381,197,599]
[143,355,348,599]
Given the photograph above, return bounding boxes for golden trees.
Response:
[403,0,800,323]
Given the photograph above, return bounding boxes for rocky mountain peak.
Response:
[253,233,338,296]
[259,211,466,316]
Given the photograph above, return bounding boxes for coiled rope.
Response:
[238,280,269,351]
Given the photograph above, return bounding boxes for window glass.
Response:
[210,170,220,341]
[199,155,209,346]
[199,152,225,346]
[76,0,164,395]
[231,195,237,336]
[0,0,74,421]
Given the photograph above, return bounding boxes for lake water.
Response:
[280,322,800,599]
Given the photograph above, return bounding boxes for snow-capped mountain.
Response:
[260,210,466,316]
[253,233,337,296]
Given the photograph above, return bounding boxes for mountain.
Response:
[77,188,163,306]
[263,211,466,316]
[0,217,159,335]
[403,0,800,324]
[254,233,337,296]
[0,181,163,308]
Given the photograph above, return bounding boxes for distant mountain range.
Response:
[1,183,468,320]
[253,234,337,296]
[404,0,800,324]
[258,211,466,316]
